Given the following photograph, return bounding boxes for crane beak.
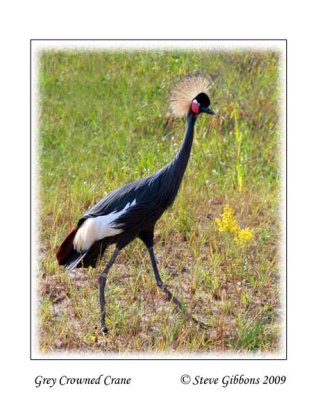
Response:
[201,106,215,115]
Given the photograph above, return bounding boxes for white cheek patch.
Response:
[73,199,136,252]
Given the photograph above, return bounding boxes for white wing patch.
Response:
[73,199,137,252]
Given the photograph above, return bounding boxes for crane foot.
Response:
[101,325,109,335]
[158,282,212,329]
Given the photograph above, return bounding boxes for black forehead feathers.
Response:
[194,92,210,108]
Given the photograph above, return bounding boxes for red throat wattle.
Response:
[191,101,200,114]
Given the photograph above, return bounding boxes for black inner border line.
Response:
[30,38,287,361]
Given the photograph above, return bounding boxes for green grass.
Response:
[37,49,282,354]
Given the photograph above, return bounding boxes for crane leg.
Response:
[99,247,120,334]
[147,246,184,310]
[147,246,209,328]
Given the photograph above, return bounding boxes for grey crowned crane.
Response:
[56,75,215,333]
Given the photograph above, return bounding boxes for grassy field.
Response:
[37,49,283,355]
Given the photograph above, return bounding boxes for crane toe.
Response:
[101,326,109,335]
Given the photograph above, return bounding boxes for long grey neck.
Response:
[163,110,197,197]
[172,111,197,174]
[156,111,197,208]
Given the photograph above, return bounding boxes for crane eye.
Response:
[191,101,200,114]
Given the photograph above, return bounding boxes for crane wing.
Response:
[58,164,173,256]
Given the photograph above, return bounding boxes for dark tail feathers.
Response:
[64,251,88,271]
[56,227,109,270]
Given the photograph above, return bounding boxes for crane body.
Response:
[56,76,215,333]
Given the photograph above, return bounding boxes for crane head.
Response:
[191,92,215,116]
[169,75,215,117]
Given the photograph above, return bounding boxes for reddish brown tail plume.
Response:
[56,227,78,265]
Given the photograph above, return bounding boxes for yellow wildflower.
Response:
[235,228,254,245]
[215,204,239,234]
[216,204,254,247]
